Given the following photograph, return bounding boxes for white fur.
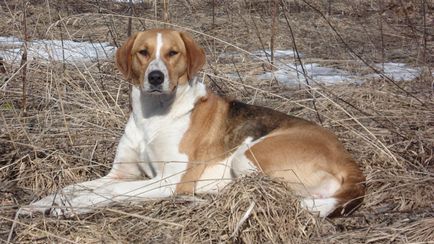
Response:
[195,158,233,193]
[156,32,162,58]
[144,59,170,92]
[306,176,341,199]
[19,31,347,218]
[23,79,207,217]
[301,197,338,217]
[143,32,170,92]
[195,137,259,193]
[231,136,262,176]
[21,82,341,217]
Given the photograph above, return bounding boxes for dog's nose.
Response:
[148,70,164,86]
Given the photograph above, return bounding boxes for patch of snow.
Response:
[217,51,242,59]
[256,67,297,84]
[303,63,359,84]
[244,49,424,86]
[255,62,363,86]
[112,0,144,3]
[0,36,115,64]
[255,61,421,86]
[252,49,300,59]
[0,36,22,46]
[373,62,420,81]
[218,49,300,61]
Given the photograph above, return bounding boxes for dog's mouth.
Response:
[144,85,177,96]
[148,88,163,94]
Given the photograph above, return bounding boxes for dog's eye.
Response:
[168,50,178,57]
[139,49,148,57]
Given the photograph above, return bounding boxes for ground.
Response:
[0,0,433,243]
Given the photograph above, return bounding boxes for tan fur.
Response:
[177,93,229,193]
[117,29,365,216]
[115,29,204,90]
[115,33,138,83]
[179,32,206,81]
[177,89,365,215]
[244,127,365,215]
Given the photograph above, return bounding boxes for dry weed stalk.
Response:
[0,0,433,243]
[19,1,28,113]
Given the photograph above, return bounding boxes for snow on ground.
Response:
[0,36,425,86]
[256,62,363,86]
[112,0,144,3]
[219,49,300,60]
[252,49,300,59]
[0,36,115,64]
[248,49,424,86]
[373,62,421,81]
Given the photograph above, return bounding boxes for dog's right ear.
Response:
[180,32,206,80]
[115,33,138,80]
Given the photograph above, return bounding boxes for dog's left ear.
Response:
[180,32,206,80]
[116,33,138,80]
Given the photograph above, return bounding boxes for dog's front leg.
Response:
[20,116,158,217]
[22,175,176,217]
[20,177,121,217]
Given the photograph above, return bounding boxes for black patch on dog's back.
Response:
[224,100,311,149]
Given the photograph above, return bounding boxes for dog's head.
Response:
[116,29,206,95]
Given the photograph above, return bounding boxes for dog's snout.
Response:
[148,70,164,86]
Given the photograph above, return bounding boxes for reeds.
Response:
[0,0,433,243]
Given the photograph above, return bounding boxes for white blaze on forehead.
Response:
[143,32,170,92]
[156,33,163,59]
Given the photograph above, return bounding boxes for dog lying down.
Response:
[21,29,365,218]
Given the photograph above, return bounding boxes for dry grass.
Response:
[1,0,433,243]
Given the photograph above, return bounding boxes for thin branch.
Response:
[127,0,133,36]
[378,0,385,71]
[270,0,278,66]
[20,0,29,113]
[280,0,323,124]
[300,0,426,106]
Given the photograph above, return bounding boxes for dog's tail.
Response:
[328,160,366,217]
[301,159,365,217]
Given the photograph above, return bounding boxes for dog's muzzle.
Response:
[148,70,164,87]
[143,59,170,94]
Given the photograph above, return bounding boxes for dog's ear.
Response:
[115,33,138,80]
[180,32,206,80]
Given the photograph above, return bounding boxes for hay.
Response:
[9,175,323,243]
[1,0,433,243]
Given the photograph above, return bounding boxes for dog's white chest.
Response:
[138,114,190,163]
[128,83,207,176]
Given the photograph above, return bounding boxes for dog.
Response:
[23,29,365,217]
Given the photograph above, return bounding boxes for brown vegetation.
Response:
[1,0,433,243]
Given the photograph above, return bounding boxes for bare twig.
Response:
[421,0,427,65]
[127,0,133,36]
[58,14,66,72]
[300,0,426,106]
[163,0,170,23]
[6,209,20,244]
[280,0,323,124]
[327,0,332,15]
[20,0,29,113]
[270,0,278,67]
[212,0,215,28]
[378,0,385,71]
[230,201,255,238]
[154,0,158,20]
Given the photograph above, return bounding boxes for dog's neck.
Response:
[131,77,207,122]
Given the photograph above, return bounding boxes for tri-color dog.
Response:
[24,29,365,217]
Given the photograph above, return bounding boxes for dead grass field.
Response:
[1,0,433,243]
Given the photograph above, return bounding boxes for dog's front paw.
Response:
[20,191,109,217]
[19,193,64,217]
